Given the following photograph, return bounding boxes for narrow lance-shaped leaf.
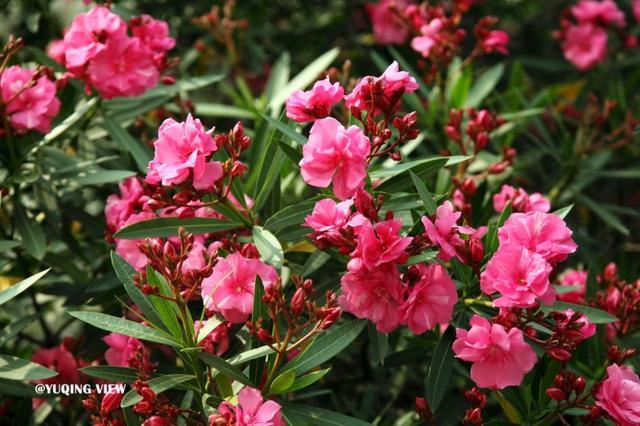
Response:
[425,326,456,412]
[114,217,242,239]
[0,355,58,381]
[0,269,49,307]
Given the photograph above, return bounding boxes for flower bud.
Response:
[545,387,566,401]
[100,391,124,414]
[290,287,306,315]
[140,387,156,402]
[548,348,572,362]
[143,416,171,426]
[133,401,153,415]
[469,238,484,264]
[415,397,432,420]
[574,377,585,394]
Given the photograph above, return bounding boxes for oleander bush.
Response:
[1,1,640,425]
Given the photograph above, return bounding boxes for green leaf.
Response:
[0,269,49,306]
[121,374,194,407]
[282,403,372,426]
[146,267,184,340]
[198,353,253,385]
[108,74,225,106]
[367,324,388,366]
[263,53,291,104]
[464,63,505,108]
[111,252,164,330]
[114,217,241,239]
[445,59,472,108]
[541,302,618,324]
[410,171,437,215]
[269,368,296,395]
[227,345,275,366]
[261,114,307,145]
[576,194,629,235]
[0,314,39,345]
[0,355,57,381]
[268,48,340,111]
[263,200,317,234]
[301,250,331,277]
[80,366,138,383]
[277,140,302,164]
[0,378,37,397]
[0,240,21,251]
[287,320,366,374]
[102,114,153,172]
[485,201,512,256]
[69,311,180,346]
[286,368,330,393]
[71,169,137,186]
[373,157,466,193]
[252,139,286,212]
[425,327,456,412]
[36,97,98,148]
[253,226,284,268]
[553,204,574,220]
[194,103,256,119]
[14,205,46,260]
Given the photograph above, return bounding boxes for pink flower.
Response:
[103,333,148,368]
[299,117,370,200]
[130,15,175,61]
[216,387,284,426]
[571,0,626,28]
[304,198,367,240]
[560,309,596,340]
[481,245,554,308]
[339,263,404,333]
[344,61,418,113]
[182,241,221,272]
[0,66,60,133]
[596,364,640,426]
[63,6,127,70]
[562,23,608,70]
[557,269,588,304]
[146,114,223,190]
[286,77,344,122]
[115,211,157,271]
[421,201,465,261]
[401,264,458,334]
[492,185,550,213]
[410,19,443,58]
[498,211,577,264]
[481,30,509,55]
[634,0,640,23]
[201,252,278,323]
[87,37,160,99]
[31,344,80,385]
[46,39,66,65]
[366,0,411,45]
[452,315,537,389]
[348,218,412,271]
[195,320,230,356]
[105,177,147,232]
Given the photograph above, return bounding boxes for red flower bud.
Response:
[545,387,566,401]
[140,387,156,402]
[415,397,432,420]
[548,348,572,362]
[100,392,124,414]
[291,287,306,315]
[143,416,171,426]
[574,377,586,394]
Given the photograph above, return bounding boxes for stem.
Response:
[263,329,293,392]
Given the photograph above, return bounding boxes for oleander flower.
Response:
[570,0,626,28]
[401,263,458,334]
[481,30,510,54]
[348,218,412,271]
[596,364,640,426]
[115,211,157,271]
[557,269,588,304]
[214,387,284,426]
[562,23,608,70]
[87,37,160,99]
[299,117,371,199]
[339,262,404,333]
[410,19,443,57]
[200,252,278,323]
[560,309,596,340]
[480,245,555,308]
[146,114,223,190]
[63,6,127,70]
[453,315,537,389]
[286,77,344,122]
[366,0,411,45]
[103,333,148,368]
[634,0,640,23]
[421,201,466,261]
[498,211,577,264]
[105,177,148,232]
[0,65,60,133]
[344,61,419,114]
[492,185,550,214]
[304,198,367,246]
[130,14,176,62]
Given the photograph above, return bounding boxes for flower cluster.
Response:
[51,6,175,99]
[593,262,640,339]
[366,0,509,80]
[292,62,419,199]
[210,387,284,426]
[556,0,638,70]
[0,37,60,134]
